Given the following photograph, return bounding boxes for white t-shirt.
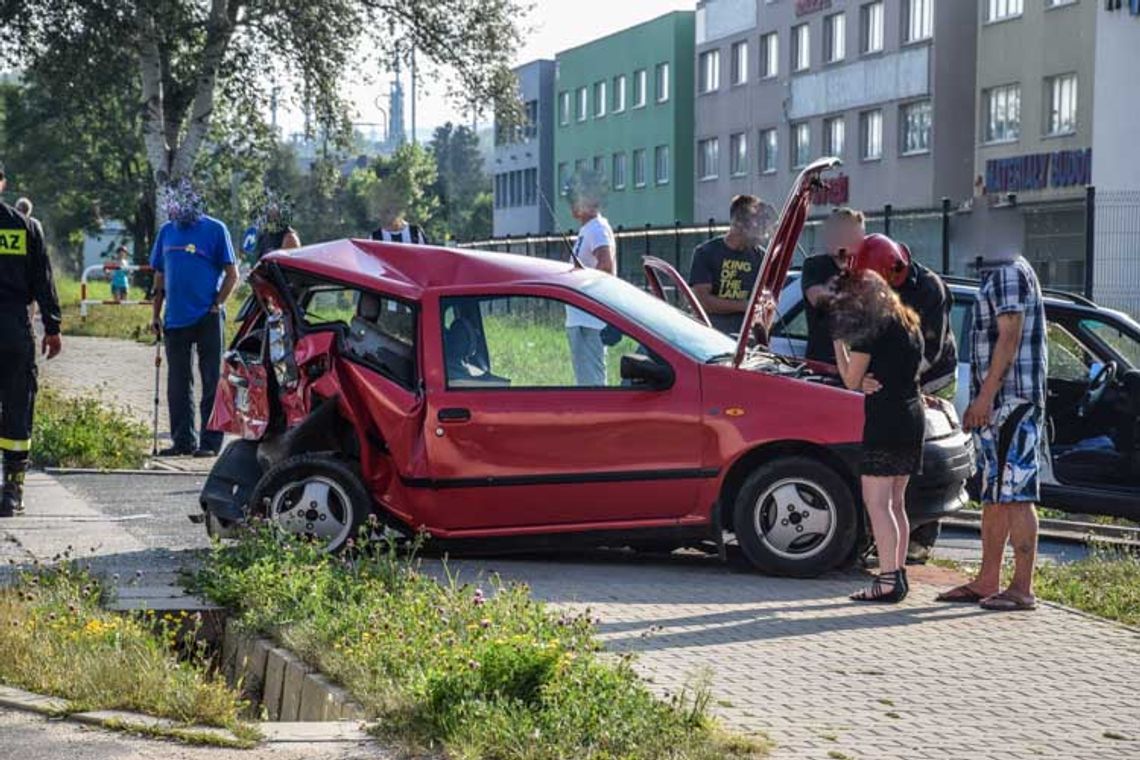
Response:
[566,214,617,330]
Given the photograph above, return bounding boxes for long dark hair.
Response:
[829,269,921,347]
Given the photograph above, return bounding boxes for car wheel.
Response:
[907,520,941,564]
[249,453,370,553]
[733,456,857,577]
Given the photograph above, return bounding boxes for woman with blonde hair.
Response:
[831,267,925,603]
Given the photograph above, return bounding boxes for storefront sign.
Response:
[795,0,832,16]
[812,173,849,206]
[985,148,1092,194]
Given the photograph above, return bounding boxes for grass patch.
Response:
[194,530,767,760]
[55,277,245,344]
[0,562,249,737]
[32,388,148,469]
[1031,548,1140,627]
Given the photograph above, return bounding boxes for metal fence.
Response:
[1092,190,1140,319]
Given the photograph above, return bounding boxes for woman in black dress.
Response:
[831,270,925,603]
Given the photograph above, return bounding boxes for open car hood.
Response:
[732,157,842,368]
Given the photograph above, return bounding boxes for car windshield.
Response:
[578,273,736,362]
[1080,316,1140,369]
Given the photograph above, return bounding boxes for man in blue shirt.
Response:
[149,180,238,457]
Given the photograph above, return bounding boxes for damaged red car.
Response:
[199,158,973,577]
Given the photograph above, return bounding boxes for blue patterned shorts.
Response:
[976,400,1044,504]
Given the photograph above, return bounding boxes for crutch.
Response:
[152,334,162,456]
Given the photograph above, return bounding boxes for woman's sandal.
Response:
[934,584,986,604]
[850,570,907,604]
[979,590,1038,612]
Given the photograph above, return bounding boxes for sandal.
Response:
[935,584,986,604]
[850,570,907,604]
[979,590,1038,612]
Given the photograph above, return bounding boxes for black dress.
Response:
[851,319,926,477]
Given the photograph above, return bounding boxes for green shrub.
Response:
[33,388,148,469]
[1032,548,1140,626]
[195,531,766,759]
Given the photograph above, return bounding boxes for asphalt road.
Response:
[50,471,1090,567]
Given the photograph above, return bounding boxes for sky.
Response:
[280,0,694,140]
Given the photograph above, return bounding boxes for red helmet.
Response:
[852,233,911,288]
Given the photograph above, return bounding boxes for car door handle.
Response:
[438,408,471,423]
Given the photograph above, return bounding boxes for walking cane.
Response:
[152,334,162,456]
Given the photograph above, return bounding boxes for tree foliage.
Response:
[429,122,491,242]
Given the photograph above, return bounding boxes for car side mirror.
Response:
[620,354,674,390]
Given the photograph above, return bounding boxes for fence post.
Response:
[546,237,552,259]
[707,217,715,241]
[504,233,511,255]
[644,223,651,262]
[674,220,682,270]
[940,197,951,275]
[525,234,531,259]
[1085,185,1096,299]
[883,203,892,238]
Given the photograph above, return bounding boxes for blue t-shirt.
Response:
[150,215,236,329]
[110,267,130,290]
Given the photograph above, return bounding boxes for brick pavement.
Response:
[428,554,1140,760]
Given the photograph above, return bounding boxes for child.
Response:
[111,246,131,302]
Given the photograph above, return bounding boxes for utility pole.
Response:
[410,45,417,146]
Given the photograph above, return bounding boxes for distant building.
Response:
[492,60,556,237]
[694,0,977,229]
[552,11,696,232]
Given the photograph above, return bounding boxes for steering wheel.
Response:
[1077,361,1117,418]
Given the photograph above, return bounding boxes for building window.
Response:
[731,40,749,85]
[760,32,779,79]
[574,159,588,178]
[860,109,883,160]
[633,148,648,188]
[558,91,570,126]
[792,24,810,72]
[594,81,607,118]
[861,2,884,54]
[593,155,605,177]
[576,87,588,122]
[983,83,1021,143]
[525,168,537,206]
[699,50,721,93]
[730,132,748,176]
[524,100,538,140]
[791,122,811,168]
[655,62,670,103]
[760,128,778,174]
[612,152,627,189]
[633,69,647,108]
[698,138,720,180]
[904,0,933,42]
[655,145,671,185]
[985,0,1023,22]
[613,74,627,113]
[1045,73,1078,136]
[557,162,569,195]
[1045,0,1076,6]
[901,100,932,154]
[824,115,845,157]
[824,13,846,63]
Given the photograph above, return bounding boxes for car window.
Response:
[1048,323,1095,383]
[950,299,971,356]
[771,303,808,340]
[303,287,359,325]
[441,295,644,389]
[1079,318,1140,369]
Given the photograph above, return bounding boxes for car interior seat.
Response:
[347,292,415,387]
[443,316,509,387]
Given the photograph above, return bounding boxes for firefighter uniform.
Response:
[0,198,61,516]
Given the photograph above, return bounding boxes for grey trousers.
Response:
[566,326,607,387]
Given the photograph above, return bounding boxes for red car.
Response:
[199,159,972,576]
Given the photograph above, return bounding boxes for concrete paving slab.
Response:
[0,685,70,715]
[258,721,372,743]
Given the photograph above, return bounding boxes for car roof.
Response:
[262,238,581,300]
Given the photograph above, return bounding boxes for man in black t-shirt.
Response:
[688,195,775,335]
[802,207,864,363]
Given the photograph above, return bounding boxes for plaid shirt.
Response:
[970,256,1048,410]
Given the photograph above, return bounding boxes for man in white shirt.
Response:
[565,191,616,386]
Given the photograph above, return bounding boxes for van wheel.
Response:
[733,457,857,577]
[249,453,370,553]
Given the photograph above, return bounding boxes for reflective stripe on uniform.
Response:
[0,437,31,452]
[0,229,28,256]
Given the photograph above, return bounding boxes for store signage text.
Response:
[985,148,1092,194]
[795,0,833,17]
[812,173,849,206]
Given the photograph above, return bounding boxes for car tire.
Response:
[733,456,857,577]
[249,453,371,553]
[907,520,941,564]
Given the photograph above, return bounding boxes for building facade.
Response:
[492,60,556,237]
[552,11,696,232]
[693,0,977,224]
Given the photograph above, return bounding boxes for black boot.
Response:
[1,458,28,517]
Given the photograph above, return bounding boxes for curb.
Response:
[43,467,204,477]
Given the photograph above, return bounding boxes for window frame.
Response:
[633,148,648,188]
[612,152,628,190]
[558,91,570,126]
[791,23,811,73]
[824,115,846,157]
[824,12,846,64]
[900,100,932,156]
[698,49,721,94]
[729,132,749,177]
[760,32,779,79]
[982,83,1021,144]
[731,40,749,85]
[985,0,1024,23]
[633,69,648,108]
[698,137,720,181]
[613,74,627,113]
[655,144,671,185]
[903,0,933,44]
[760,128,778,174]
[860,1,885,55]
[791,121,811,169]
[576,86,588,122]
[655,62,671,103]
[1044,73,1078,137]
[860,109,883,161]
[593,80,607,118]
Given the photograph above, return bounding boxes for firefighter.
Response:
[0,163,62,516]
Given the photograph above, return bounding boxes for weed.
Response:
[1103,731,1132,741]
[1031,549,1140,627]
[877,698,894,706]
[827,751,852,760]
[33,388,148,469]
[195,529,768,759]
[885,711,901,719]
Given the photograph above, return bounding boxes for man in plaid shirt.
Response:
[939,206,1048,611]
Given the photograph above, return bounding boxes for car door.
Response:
[421,285,706,533]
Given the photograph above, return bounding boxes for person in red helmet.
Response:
[852,234,958,402]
